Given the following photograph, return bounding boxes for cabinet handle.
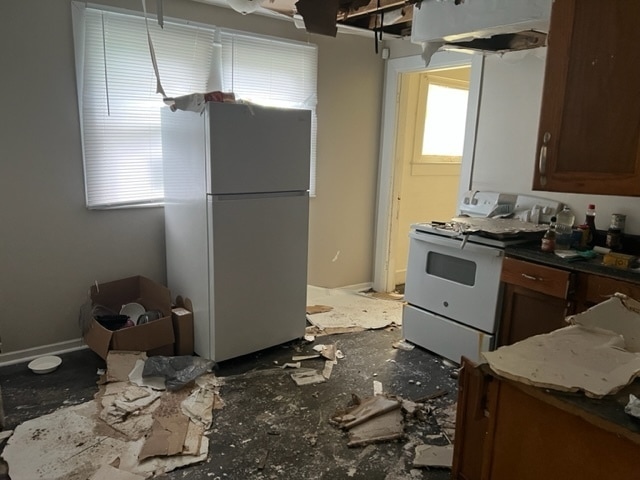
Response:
[538,132,551,175]
[522,273,541,281]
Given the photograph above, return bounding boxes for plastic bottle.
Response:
[555,206,575,250]
[541,216,557,252]
[585,204,597,248]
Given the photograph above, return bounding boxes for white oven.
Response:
[403,230,503,364]
[402,191,563,364]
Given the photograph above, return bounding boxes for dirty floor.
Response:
[0,327,459,480]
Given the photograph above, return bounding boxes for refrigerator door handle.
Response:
[209,191,308,201]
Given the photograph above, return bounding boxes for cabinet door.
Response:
[533,0,640,196]
[498,283,570,346]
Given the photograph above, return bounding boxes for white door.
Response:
[373,53,484,293]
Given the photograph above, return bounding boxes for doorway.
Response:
[373,52,484,293]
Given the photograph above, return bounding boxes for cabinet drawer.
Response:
[501,257,572,299]
[580,274,640,305]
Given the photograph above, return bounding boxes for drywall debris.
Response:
[322,359,337,379]
[280,362,302,369]
[89,464,146,480]
[291,354,321,361]
[373,380,383,396]
[625,394,640,419]
[392,340,415,351]
[290,369,327,386]
[313,343,337,361]
[129,359,166,390]
[306,305,334,315]
[107,351,148,383]
[413,444,454,468]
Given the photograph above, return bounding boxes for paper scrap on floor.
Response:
[483,293,640,398]
[306,285,403,330]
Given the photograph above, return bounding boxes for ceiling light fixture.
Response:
[227,0,263,15]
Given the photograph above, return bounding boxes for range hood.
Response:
[411,0,552,63]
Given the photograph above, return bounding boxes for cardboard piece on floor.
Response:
[413,444,454,468]
[89,464,146,480]
[107,351,147,383]
[483,324,640,398]
[139,389,191,460]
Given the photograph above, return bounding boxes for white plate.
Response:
[119,302,146,322]
[28,355,62,374]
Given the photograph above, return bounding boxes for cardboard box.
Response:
[172,295,194,356]
[84,276,175,360]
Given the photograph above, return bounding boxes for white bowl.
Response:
[28,355,62,374]
[119,302,146,322]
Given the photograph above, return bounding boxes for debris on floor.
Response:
[306,285,403,331]
[306,305,334,315]
[290,369,327,386]
[392,339,415,351]
[413,444,454,468]
[2,351,221,479]
[331,394,405,448]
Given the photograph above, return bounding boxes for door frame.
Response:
[373,51,485,293]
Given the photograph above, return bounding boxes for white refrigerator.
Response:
[162,102,311,362]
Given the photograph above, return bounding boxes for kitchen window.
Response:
[412,69,470,169]
[72,3,317,209]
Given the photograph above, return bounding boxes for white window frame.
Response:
[72,2,318,209]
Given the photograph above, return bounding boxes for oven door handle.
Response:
[410,231,503,256]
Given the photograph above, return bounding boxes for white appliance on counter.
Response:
[402,191,562,364]
[162,102,311,362]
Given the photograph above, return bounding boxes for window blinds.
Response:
[73,4,318,209]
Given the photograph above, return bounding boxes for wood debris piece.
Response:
[306,305,334,315]
[413,444,454,468]
[415,389,448,403]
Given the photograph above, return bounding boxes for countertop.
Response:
[504,243,640,285]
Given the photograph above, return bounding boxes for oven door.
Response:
[405,230,504,334]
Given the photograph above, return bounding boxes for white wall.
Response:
[471,50,640,235]
[0,0,383,357]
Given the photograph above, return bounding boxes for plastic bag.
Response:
[142,356,215,391]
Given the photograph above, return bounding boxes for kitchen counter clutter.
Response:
[504,242,640,285]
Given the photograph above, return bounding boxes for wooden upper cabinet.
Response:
[533,0,640,196]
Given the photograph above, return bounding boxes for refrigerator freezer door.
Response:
[207,103,311,195]
[207,191,309,361]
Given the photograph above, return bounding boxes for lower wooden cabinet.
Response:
[498,257,574,346]
[452,359,640,480]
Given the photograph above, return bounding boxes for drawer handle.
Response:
[521,273,542,281]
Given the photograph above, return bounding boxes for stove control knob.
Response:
[443,301,449,307]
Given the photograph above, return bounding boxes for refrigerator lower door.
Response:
[207,191,309,361]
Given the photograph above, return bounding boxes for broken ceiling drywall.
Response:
[483,325,640,398]
[306,286,403,330]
